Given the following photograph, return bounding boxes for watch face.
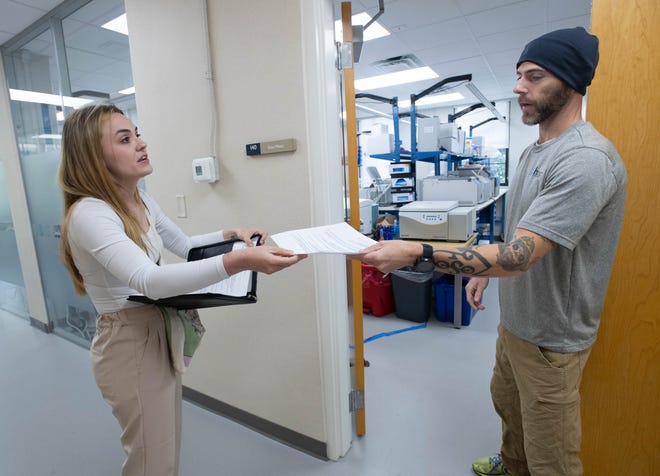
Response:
[416,259,434,273]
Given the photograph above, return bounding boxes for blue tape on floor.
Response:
[350,322,427,348]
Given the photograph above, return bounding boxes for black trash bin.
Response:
[390,266,434,322]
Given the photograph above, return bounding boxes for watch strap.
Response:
[421,243,433,260]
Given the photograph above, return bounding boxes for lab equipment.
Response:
[390,160,415,204]
[420,175,490,205]
[389,162,412,174]
[391,191,416,203]
[358,199,378,235]
[398,200,458,240]
[417,118,465,154]
[447,206,477,241]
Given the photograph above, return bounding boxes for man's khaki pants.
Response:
[491,325,592,476]
[91,305,181,476]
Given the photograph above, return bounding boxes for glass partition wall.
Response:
[0,162,28,319]
[1,0,135,346]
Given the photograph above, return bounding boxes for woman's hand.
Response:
[223,246,306,275]
[465,277,489,311]
[223,227,268,246]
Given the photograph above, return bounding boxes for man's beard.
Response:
[521,82,573,125]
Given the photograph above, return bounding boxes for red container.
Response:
[361,263,394,317]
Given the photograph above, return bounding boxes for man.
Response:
[358,27,627,476]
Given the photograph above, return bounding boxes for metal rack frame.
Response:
[356,74,505,175]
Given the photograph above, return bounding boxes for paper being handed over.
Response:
[271,222,377,255]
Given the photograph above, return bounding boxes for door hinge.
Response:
[336,41,353,70]
[349,389,364,412]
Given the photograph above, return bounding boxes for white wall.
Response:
[124,0,350,457]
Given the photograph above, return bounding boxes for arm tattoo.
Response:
[430,235,539,276]
[496,236,535,271]
[431,247,492,276]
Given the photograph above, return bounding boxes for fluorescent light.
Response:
[355,103,411,124]
[398,92,465,109]
[102,13,128,35]
[335,12,390,42]
[356,103,390,118]
[56,111,64,121]
[33,134,62,140]
[9,89,94,108]
[355,66,438,91]
[118,86,135,95]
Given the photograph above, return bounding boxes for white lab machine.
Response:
[417,119,464,154]
[359,198,378,235]
[391,191,415,203]
[368,132,394,154]
[447,206,477,241]
[389,162,413,175]
[398,200,459,240]
[464,136,484,156]
[420,175,491,205]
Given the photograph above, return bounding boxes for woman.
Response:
[57,103,304,476]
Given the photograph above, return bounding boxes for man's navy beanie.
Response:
[517,27,599,95]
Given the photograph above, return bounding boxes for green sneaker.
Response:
[472,453,513,475]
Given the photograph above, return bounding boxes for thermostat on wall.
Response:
[192,156,218,183]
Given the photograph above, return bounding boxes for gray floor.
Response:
[0,279,502,476]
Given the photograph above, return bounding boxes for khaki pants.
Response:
[91,305,181,476]
[491,325,592,476]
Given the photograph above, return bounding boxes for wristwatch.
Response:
[415,244,435,273]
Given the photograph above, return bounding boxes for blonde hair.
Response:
[58,103,148,295]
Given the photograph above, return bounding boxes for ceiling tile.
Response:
[371,0,464,32]
[465,0,546,38]
[548,0,591,21]
[457,0,523,16]
[4,0,593,118]
[416,38,481,66]
[396,16,472,50]
[0,1,45,35]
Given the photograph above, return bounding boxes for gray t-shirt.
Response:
[499,121,627,352]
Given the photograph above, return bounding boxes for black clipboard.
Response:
[127,235,260,310]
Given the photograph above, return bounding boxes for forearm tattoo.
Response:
[431,247,492,276]
[431,235,536,276]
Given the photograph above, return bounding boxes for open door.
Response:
[341,1,367,437]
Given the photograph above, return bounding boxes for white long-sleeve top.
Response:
[68,191,228,313]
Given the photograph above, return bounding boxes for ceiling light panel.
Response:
[354,66,438,91]
[101,13,128,35]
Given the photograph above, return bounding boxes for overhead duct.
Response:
[352,0,384,63]
[352,25,364,62]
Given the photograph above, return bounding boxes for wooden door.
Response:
[581,1,660,472]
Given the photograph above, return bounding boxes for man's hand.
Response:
[465,277,489,311]
[354,240,422,274]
